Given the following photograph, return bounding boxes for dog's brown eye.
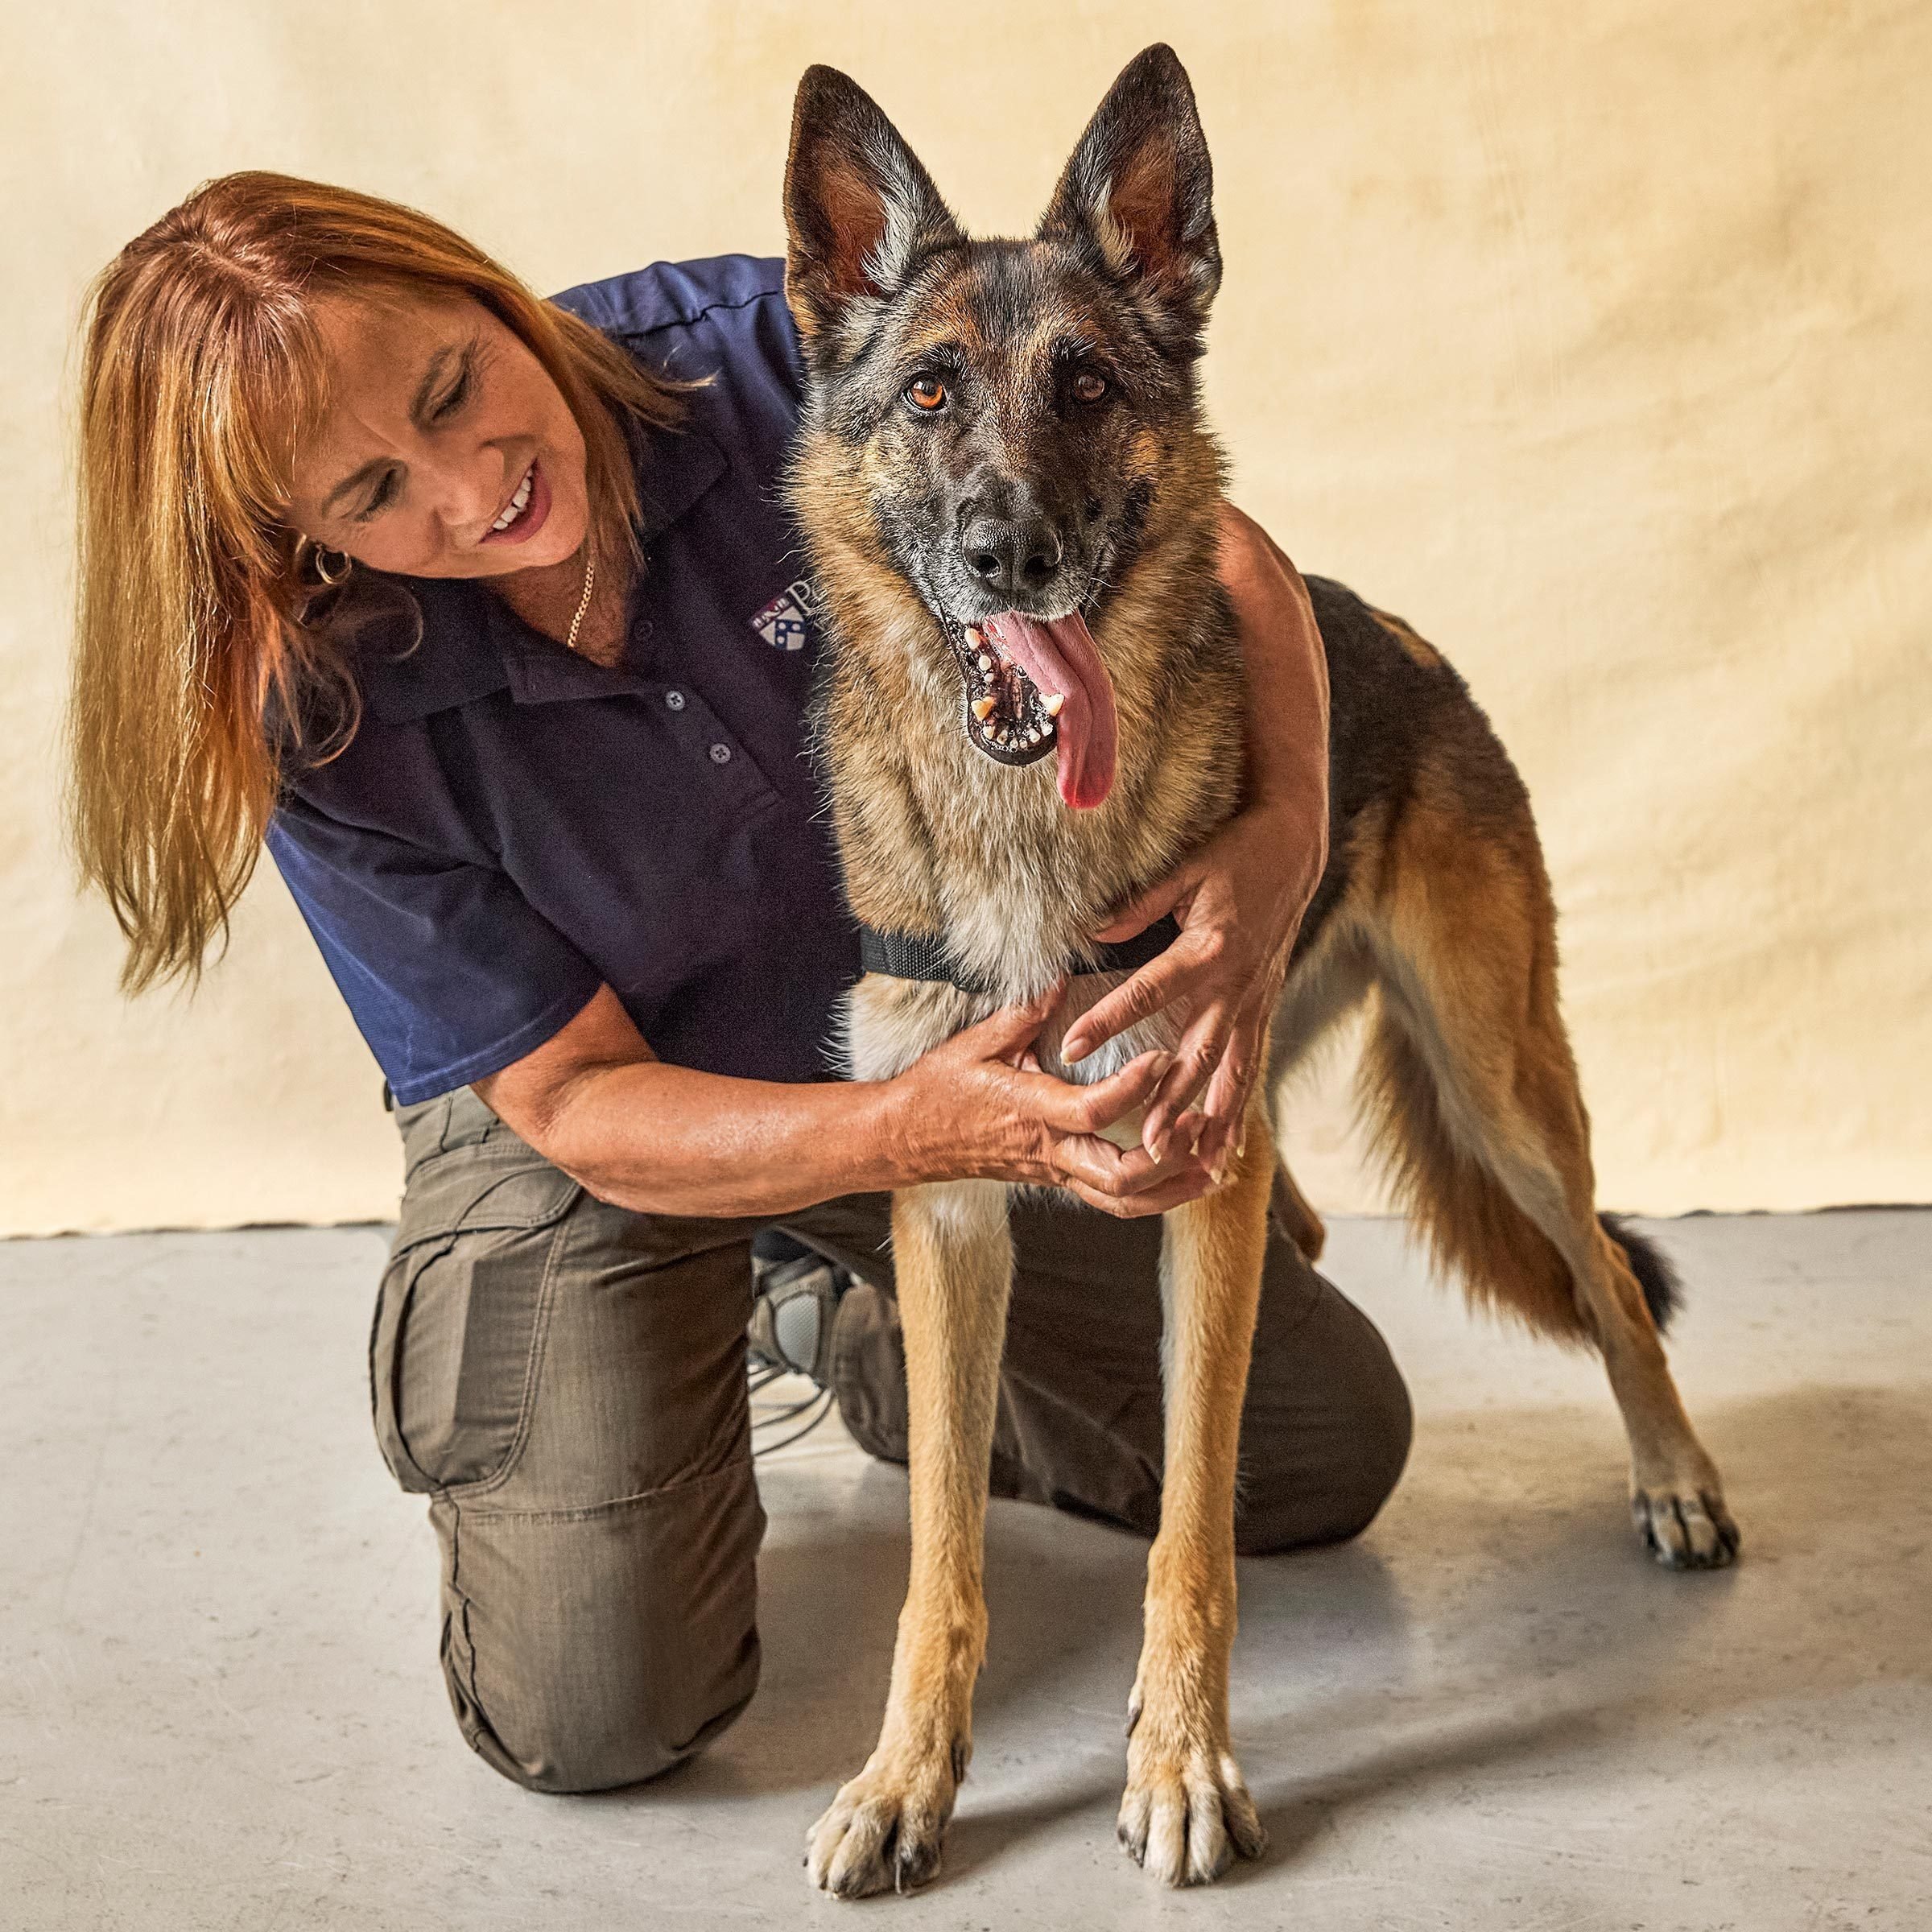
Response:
[1072,369,1108,404]
[906,375,947,411]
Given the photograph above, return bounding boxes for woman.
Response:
[70,174,1411,1795]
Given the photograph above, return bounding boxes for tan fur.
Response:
[805,1179,1009,1896]
[1117,1083,1274,1878]
[1368,603,1444,669]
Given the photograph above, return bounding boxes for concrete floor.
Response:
[2,1212,1926,1930]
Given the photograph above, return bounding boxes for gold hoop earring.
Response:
[312,545,352,586]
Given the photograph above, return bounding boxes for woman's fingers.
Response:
[1194,1001,1267,1175]
[1062,1173,1214,1218]
[1026,1049,1172,1135]
[1062,933,1213,1064]
[1088,868,1193,947]
[1054,1132,1218,1216]
[1141,997,1240,1158]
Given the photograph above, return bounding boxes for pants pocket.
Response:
[372,1139,584,1495]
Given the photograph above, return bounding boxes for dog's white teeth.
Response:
[1042,691,1065,716]
[1026,729,1040,745]
[964,625,985,648]
[972,695,997,720]
[976,652,993,673]
[1040,720,1055,738]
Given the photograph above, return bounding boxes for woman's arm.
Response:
[476,985,1221,1221]
[1063,503,1331,1176]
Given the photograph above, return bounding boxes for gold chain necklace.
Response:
[564,545,597,654]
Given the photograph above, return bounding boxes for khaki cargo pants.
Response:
[374,1086,1412,1794]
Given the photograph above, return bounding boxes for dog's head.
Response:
[784,45,1222,811]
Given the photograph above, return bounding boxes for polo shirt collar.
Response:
[358,421,728,724]
[634,417,728,547]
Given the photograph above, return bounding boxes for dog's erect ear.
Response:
[784,65,963,356]
[1037,44,1221,342]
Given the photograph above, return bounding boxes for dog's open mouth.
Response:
[947,610,1119,810]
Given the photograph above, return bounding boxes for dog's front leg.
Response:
[807,1180,1012,1898]
[1119,1097,1274,1886]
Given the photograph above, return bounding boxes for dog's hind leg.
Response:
[1363,765,1738,1569]
[1263,923,1377,1265]
[806,1180,1011,1897]
[1117,1087,1273,1887]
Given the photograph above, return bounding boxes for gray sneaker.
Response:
[748,1230,849,1389]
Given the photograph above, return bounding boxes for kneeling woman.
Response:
[69,174,1412,1794]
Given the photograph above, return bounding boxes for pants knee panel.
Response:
[431,1463,766,1795]
[444,1603,760,1794]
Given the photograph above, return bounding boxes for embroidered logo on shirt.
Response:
[749,577,819,652]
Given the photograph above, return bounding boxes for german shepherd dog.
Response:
[782,44,1739,1896]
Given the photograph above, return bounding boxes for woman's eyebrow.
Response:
[319,339,474,516]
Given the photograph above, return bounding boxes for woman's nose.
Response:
[428,460,509,541]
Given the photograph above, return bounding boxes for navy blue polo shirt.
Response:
[266,254,861,1105]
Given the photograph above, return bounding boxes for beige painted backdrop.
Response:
[3,1,1927,1236]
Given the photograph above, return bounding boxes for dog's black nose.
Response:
[960,512,1063,597]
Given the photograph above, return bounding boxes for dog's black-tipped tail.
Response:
[1599,1213,1682,1335]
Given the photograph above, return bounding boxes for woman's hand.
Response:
[1060,505,1331,1177]
[892,985,1221,1217]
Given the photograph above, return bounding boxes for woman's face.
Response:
[287,293,590,579]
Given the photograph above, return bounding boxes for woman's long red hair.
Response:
[69,171,680,991]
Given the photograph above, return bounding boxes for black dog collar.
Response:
[857,914,1182,995]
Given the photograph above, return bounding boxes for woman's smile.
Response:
[481,456,551,546]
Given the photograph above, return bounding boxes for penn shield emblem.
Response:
[749,577,820,652]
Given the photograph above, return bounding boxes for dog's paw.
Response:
[1632,1483,1740,1570]
[805,1744,964,1899]
[1117,1730,1265,1888]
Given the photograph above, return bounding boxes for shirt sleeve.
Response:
[266,791,605,1106]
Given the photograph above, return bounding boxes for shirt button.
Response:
[664,689,686,711]
[708,742,733,765]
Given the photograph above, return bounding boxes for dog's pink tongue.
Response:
[983,610,1118,809]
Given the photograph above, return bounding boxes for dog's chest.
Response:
[835,727,1151,993]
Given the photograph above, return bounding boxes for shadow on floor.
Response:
[671,1373,1932,1881]
[1236,1378,1932,1870]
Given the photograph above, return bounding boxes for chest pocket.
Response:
[371,1138,583,1495]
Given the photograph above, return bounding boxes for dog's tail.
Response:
[1356,1002,1682,1344]
[1597,1213,1682,1335]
